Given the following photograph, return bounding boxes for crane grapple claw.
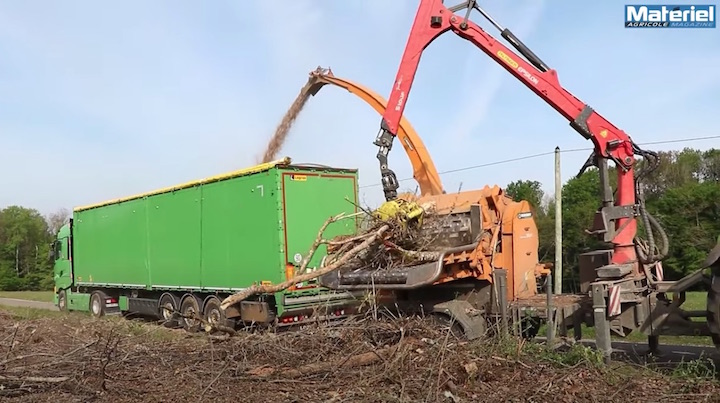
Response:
[577,151,598,178]
[373,199,425,229]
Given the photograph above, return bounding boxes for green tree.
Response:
[559,169,606,287]
[0,206,55,291]
[536,198,556,265]
[649,181,720,278]
[701,148,720,182]
[506,180,544,212]
[638,148,706,200]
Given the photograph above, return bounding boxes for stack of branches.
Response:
[325,211,445,272]
[0,309,483,401]
[221,206,456,310]
[2,309,715,402]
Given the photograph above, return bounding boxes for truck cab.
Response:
[52,222,72,310]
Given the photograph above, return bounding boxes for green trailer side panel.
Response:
[280,170,358,270]
[68,162,359,295]
[73,198,148,286]
[200,171,284,289]
[147,187,202,287]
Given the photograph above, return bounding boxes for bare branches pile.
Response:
[221,209,450,309]
[1,310,716,402]
[221,212,390,309]
[324,212,450,273]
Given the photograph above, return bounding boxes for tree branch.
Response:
[220,224,390,310]
[245,344,399,378]
[297,212,345,275]
[384,241,442,261]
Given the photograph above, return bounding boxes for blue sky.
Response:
[0,1,718,215]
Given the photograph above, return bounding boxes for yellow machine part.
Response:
[372,199,425,228]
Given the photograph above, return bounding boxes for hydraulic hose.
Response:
[632,141,669,264]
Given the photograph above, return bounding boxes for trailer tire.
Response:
[57,289,67,312]
[90,292,105,318]
[158,293,180,328]
[203,297,228,331]
[179,294,202,331]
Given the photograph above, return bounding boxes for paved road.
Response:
[538,336,720,365]
[605,339,719,365]
[0,297,58,311]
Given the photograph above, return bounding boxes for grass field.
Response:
[0,290,54,302]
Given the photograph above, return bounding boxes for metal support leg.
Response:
[573,309,583,341]
[591,283,612,363]
[546,269,555,348]
[648,335,659,354]
[495,269,509,336]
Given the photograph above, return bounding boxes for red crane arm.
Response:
[374,0,665,268]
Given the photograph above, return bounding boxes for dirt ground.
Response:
[0,309,718,403]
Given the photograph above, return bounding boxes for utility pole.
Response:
[554,147,562,294]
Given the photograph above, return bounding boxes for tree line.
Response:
[0,147,717,292]
[0,206,69,291]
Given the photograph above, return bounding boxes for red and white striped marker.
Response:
[608,285,622,317]
[655,261,664,281]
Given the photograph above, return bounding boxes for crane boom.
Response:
[373,0,665,271]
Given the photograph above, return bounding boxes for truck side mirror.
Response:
[49,242,57,260]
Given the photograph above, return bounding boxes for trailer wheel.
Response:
[203,297,228,331]
[180,294,202,331]
[90,292,105,318]
[57,289,67,312]
[158,293,180,328]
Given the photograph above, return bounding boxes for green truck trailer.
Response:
[51,157,363,330]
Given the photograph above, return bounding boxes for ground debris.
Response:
[1,309,719,402]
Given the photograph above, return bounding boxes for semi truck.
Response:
[51,157,364,330]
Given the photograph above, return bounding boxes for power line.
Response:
[359,134,720,189]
